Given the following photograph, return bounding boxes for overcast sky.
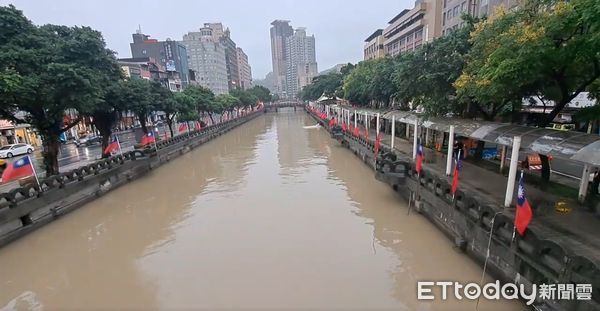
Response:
[5,0,412,78]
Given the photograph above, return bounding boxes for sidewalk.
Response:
[370,131,600,253]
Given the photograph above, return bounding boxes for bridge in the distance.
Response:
[264,100,305,112]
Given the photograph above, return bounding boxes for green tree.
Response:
[369,57,397,108]
[300,73,343,101]
[94,82,126,157]
[119,79,156,134]
[457,0,600,124]
[153,83,184,138]
[0,6,121,175]
[215,94,240,120]
[392,22,474,115]
[182,85,216,124]
[247,85,272,103]
[343,60,376,106]
[230,89,258,110]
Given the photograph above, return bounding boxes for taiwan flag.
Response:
[1,156,34,183]
[515,171,533,236]
[415,144,424,175]
[451,150,462,195]
[374,132,382,158]
[178,123,188,133]
[104,135,121,155]
[140,131,156,146]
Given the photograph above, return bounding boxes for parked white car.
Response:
[0,144,35,158]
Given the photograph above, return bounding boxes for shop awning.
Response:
[379,110,600,166]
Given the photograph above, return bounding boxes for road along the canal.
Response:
[0,110,520,310]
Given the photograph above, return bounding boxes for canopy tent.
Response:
[379,110,600,166]
[316,95,344,103]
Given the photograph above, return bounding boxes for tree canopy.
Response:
[0,5,122,174]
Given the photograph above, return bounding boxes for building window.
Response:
[443,12,446,25]
[453,6,459,16]
[461,1,467,12]
[448,9,453,19]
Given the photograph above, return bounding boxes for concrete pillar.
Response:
[391,116,396,150]
[405,121,410,138]
[326,106,330,118]
[504,136,522,208]
[425,128,430,147]
[354,110,357,128]
[376,113,380,134]
[364,112,368,129]
[413,120,419,159]
[347,109,350,126]
[579,164,591,203]
[446,125,455,176]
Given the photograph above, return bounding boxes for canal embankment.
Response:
[0,110,263,247]
[306,106,600,311]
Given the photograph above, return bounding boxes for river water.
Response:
[0,110,521,310]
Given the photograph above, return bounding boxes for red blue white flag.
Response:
[140,131,156,146]
[451,150,462,195]
[515,171,533,236]
[104,135,121,155]
[416,143,424,175]
[1,156,34,183]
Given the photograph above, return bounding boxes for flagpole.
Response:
[153,129,158,153]
[116,135,123,156]
[476,211,502,310]
[27,155,42,191]
[452,149,461,203]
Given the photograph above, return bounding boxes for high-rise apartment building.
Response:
[203,23,240,91]
[130,31,190,91]
[284,27,318,98]
[181,26,229,95]
[383,0,443,57]
[236,47,253,90]
[364,29,385,60]
[270,20,294,98]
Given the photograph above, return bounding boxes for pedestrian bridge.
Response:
[264,101,305,112]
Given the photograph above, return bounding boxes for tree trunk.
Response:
[166,118,174,138]
[93,111,115,158]
[138,114,148,134]
[539,154,551,184]
[42,134,60,176]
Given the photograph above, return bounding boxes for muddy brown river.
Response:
[0,110,522,310]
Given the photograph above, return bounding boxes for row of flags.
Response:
[0,118,226,184]
[308,106,532,236]
[178,121,203,133]
[417,141,532,236]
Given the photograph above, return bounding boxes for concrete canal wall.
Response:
[0,111,263,248]
[307,108,599,311]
